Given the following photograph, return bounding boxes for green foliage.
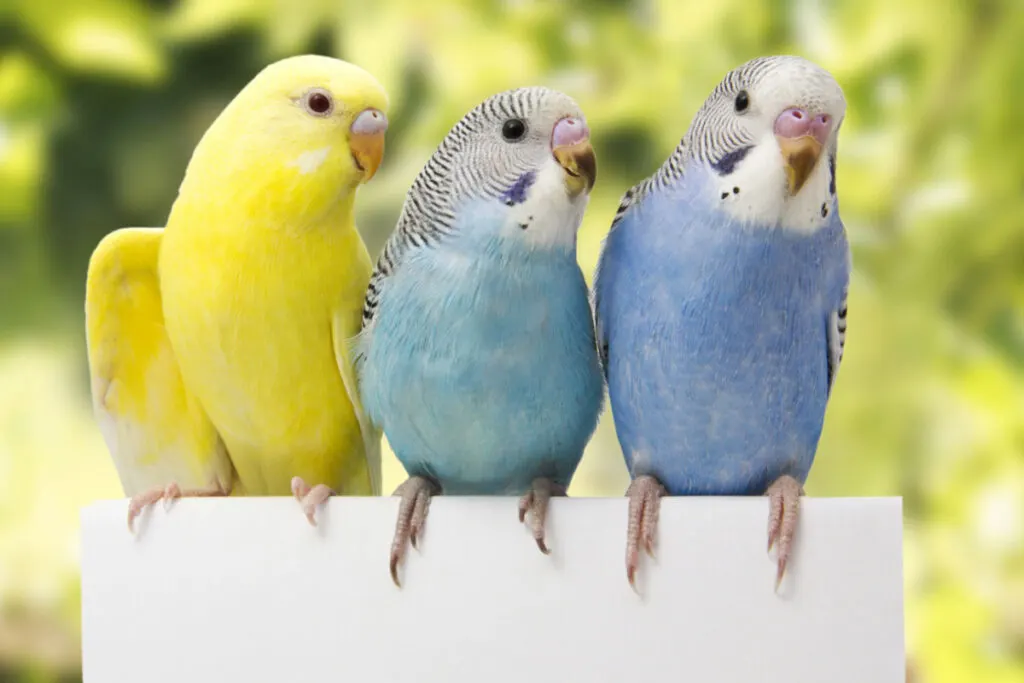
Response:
[1,0,1022,680]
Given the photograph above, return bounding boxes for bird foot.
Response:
[127,480,228,532]
[766,474,804,590]
[291,477,335,526]
[518,478,567,555]
[625,475,665,587]
[390,476,439,587]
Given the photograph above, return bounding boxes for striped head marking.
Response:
[401,87,597,249]
[687,55,846,231]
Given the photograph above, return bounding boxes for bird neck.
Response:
[668,158,838,235]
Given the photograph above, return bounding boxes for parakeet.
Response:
[593,56,850,588]
[354,87,604,586]
[85,55,388,530]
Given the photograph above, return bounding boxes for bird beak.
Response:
[554,140,597,197]
[350,108,388,182]
[774,107,833,196]
[776,135,823,196]
[551,116,597,198]
[350,132,385,182]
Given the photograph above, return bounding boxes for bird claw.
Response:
[625,475,665,588]
[127,483,183,532]
[518,478,566,555]
[766,475,803,591]
[390,476,438,588]
[161,482,182,511]
[291,477,334,526]
[126,479,228,532]
[517,493,531,524]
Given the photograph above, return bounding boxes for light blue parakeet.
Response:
[593,56,851,588]
[355,87,604,586]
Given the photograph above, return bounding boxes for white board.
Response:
[81,497,904,682]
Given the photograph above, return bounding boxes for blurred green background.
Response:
[1,0,1022,680]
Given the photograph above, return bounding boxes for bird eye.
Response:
[501,118,527,142]
[734,90,750,113]
[302,88,334,117]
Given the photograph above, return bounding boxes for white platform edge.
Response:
[81,496,905,683]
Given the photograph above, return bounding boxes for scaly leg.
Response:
[291,477,335,526]
[518,478,567,554]
[625,475,665,587]
[127,480,229,532]
[766,474,804,590]
[389,476,439,587]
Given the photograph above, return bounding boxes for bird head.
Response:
[179,55,389,225]
[685,55,846,231]
[398,87,597,251]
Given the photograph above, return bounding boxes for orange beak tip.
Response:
[776,134,824,196]
[553,140,597,196]
[350,132,385,182]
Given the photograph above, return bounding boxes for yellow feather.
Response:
[85,228,233,496]
[86,55,387,498]
[333,308,383,495]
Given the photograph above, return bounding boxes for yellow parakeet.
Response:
[85,55,387,530]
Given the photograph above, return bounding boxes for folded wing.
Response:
[85,227,234,496]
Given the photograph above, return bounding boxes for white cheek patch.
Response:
[713,132,834,233]
[713,132,787,225]
[503,160,588,250]
[780,153,834,232]
[288,146,331,175]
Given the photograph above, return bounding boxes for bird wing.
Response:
[592,177,653,380]
[359,197,440,333]
[591,246,612,381]
[85,227,234,496]
[334,310,383,495]
[826,286,848,397]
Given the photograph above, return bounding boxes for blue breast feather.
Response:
[358,202,604,495]
[595,171,850,496]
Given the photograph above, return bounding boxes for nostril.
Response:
[774,108,813,138]
[351,108,388,135]
[552,116,590,147]
[817,114,831,125]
